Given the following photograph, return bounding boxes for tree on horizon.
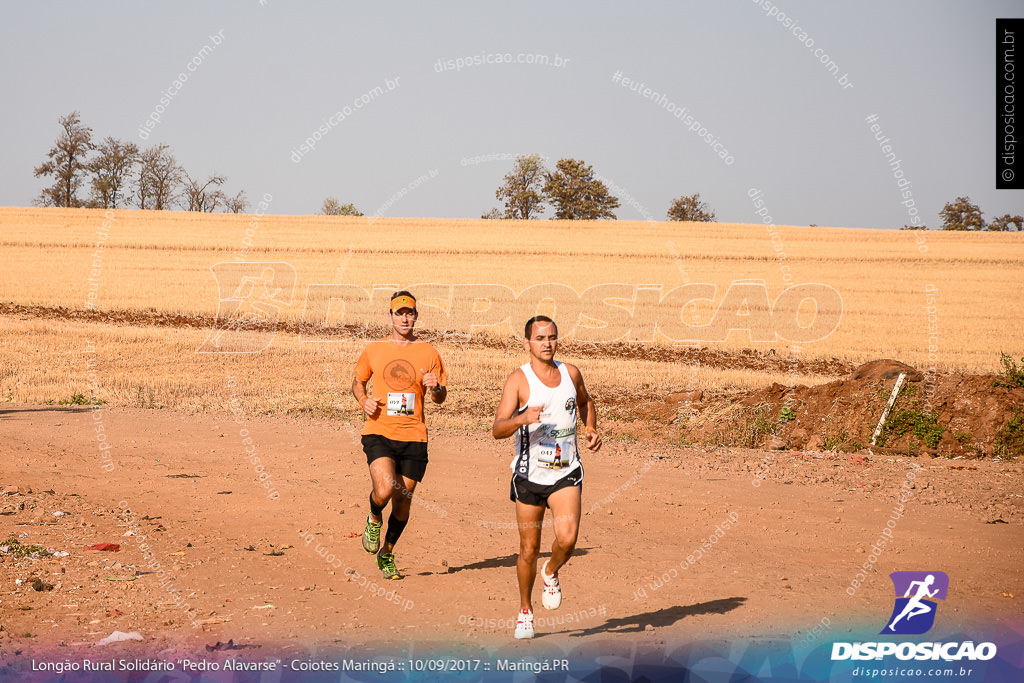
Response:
[34,111,94,208]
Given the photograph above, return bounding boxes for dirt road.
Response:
[1,405,1021,663]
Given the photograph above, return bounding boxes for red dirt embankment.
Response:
[674,360,1024,459]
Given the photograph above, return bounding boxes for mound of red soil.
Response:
[681,360,1024,458]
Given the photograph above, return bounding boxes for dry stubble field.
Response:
[1,207,1022,422]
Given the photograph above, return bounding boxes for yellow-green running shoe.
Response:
[362,515,382,554]
[377,551,401,580]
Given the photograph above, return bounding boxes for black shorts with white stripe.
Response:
[509,466,583,507]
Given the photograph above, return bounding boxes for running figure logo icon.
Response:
[881,571,949,635]
[198,262,296,354]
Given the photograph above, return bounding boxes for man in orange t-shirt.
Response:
[351,291,447,580]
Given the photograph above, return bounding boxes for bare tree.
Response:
[135,144,182,210]
[182,172,227,212]
[495,154,547,219]
[88,137,139,209]
[34,111,94,207]
[667,193,717,222]
[222,190,249,214]
[481,207,503,219]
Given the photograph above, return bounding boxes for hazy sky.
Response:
[1,1,1020,228]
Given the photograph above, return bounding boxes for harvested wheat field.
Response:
[1,207,1022,677]
[2,206,1022,372]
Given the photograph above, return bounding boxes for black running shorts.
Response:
[509,466,583,507]
[362,434,429,482]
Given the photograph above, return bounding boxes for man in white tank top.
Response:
[492,315,602,639]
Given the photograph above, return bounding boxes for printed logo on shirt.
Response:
[384,359,417,391]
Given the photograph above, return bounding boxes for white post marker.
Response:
[870,372,907,446]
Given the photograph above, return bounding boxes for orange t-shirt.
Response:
[354,340,447,442]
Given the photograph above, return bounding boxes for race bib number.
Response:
[387,392,416,416]
[537,435,576,470]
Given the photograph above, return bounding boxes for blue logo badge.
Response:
[881,571,949,635]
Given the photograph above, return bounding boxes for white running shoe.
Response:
[514,609,534,639]
[541,561,562,610]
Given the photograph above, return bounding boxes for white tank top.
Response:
[511,361,581,485]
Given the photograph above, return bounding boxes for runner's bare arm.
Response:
[492,369,541,439]
[351,376,381,417]
[567,364,601,452]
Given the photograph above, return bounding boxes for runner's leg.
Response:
[545,484,581,576]
[515,501,545,612]
[381,475,418,554]
[368,457,399,524]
